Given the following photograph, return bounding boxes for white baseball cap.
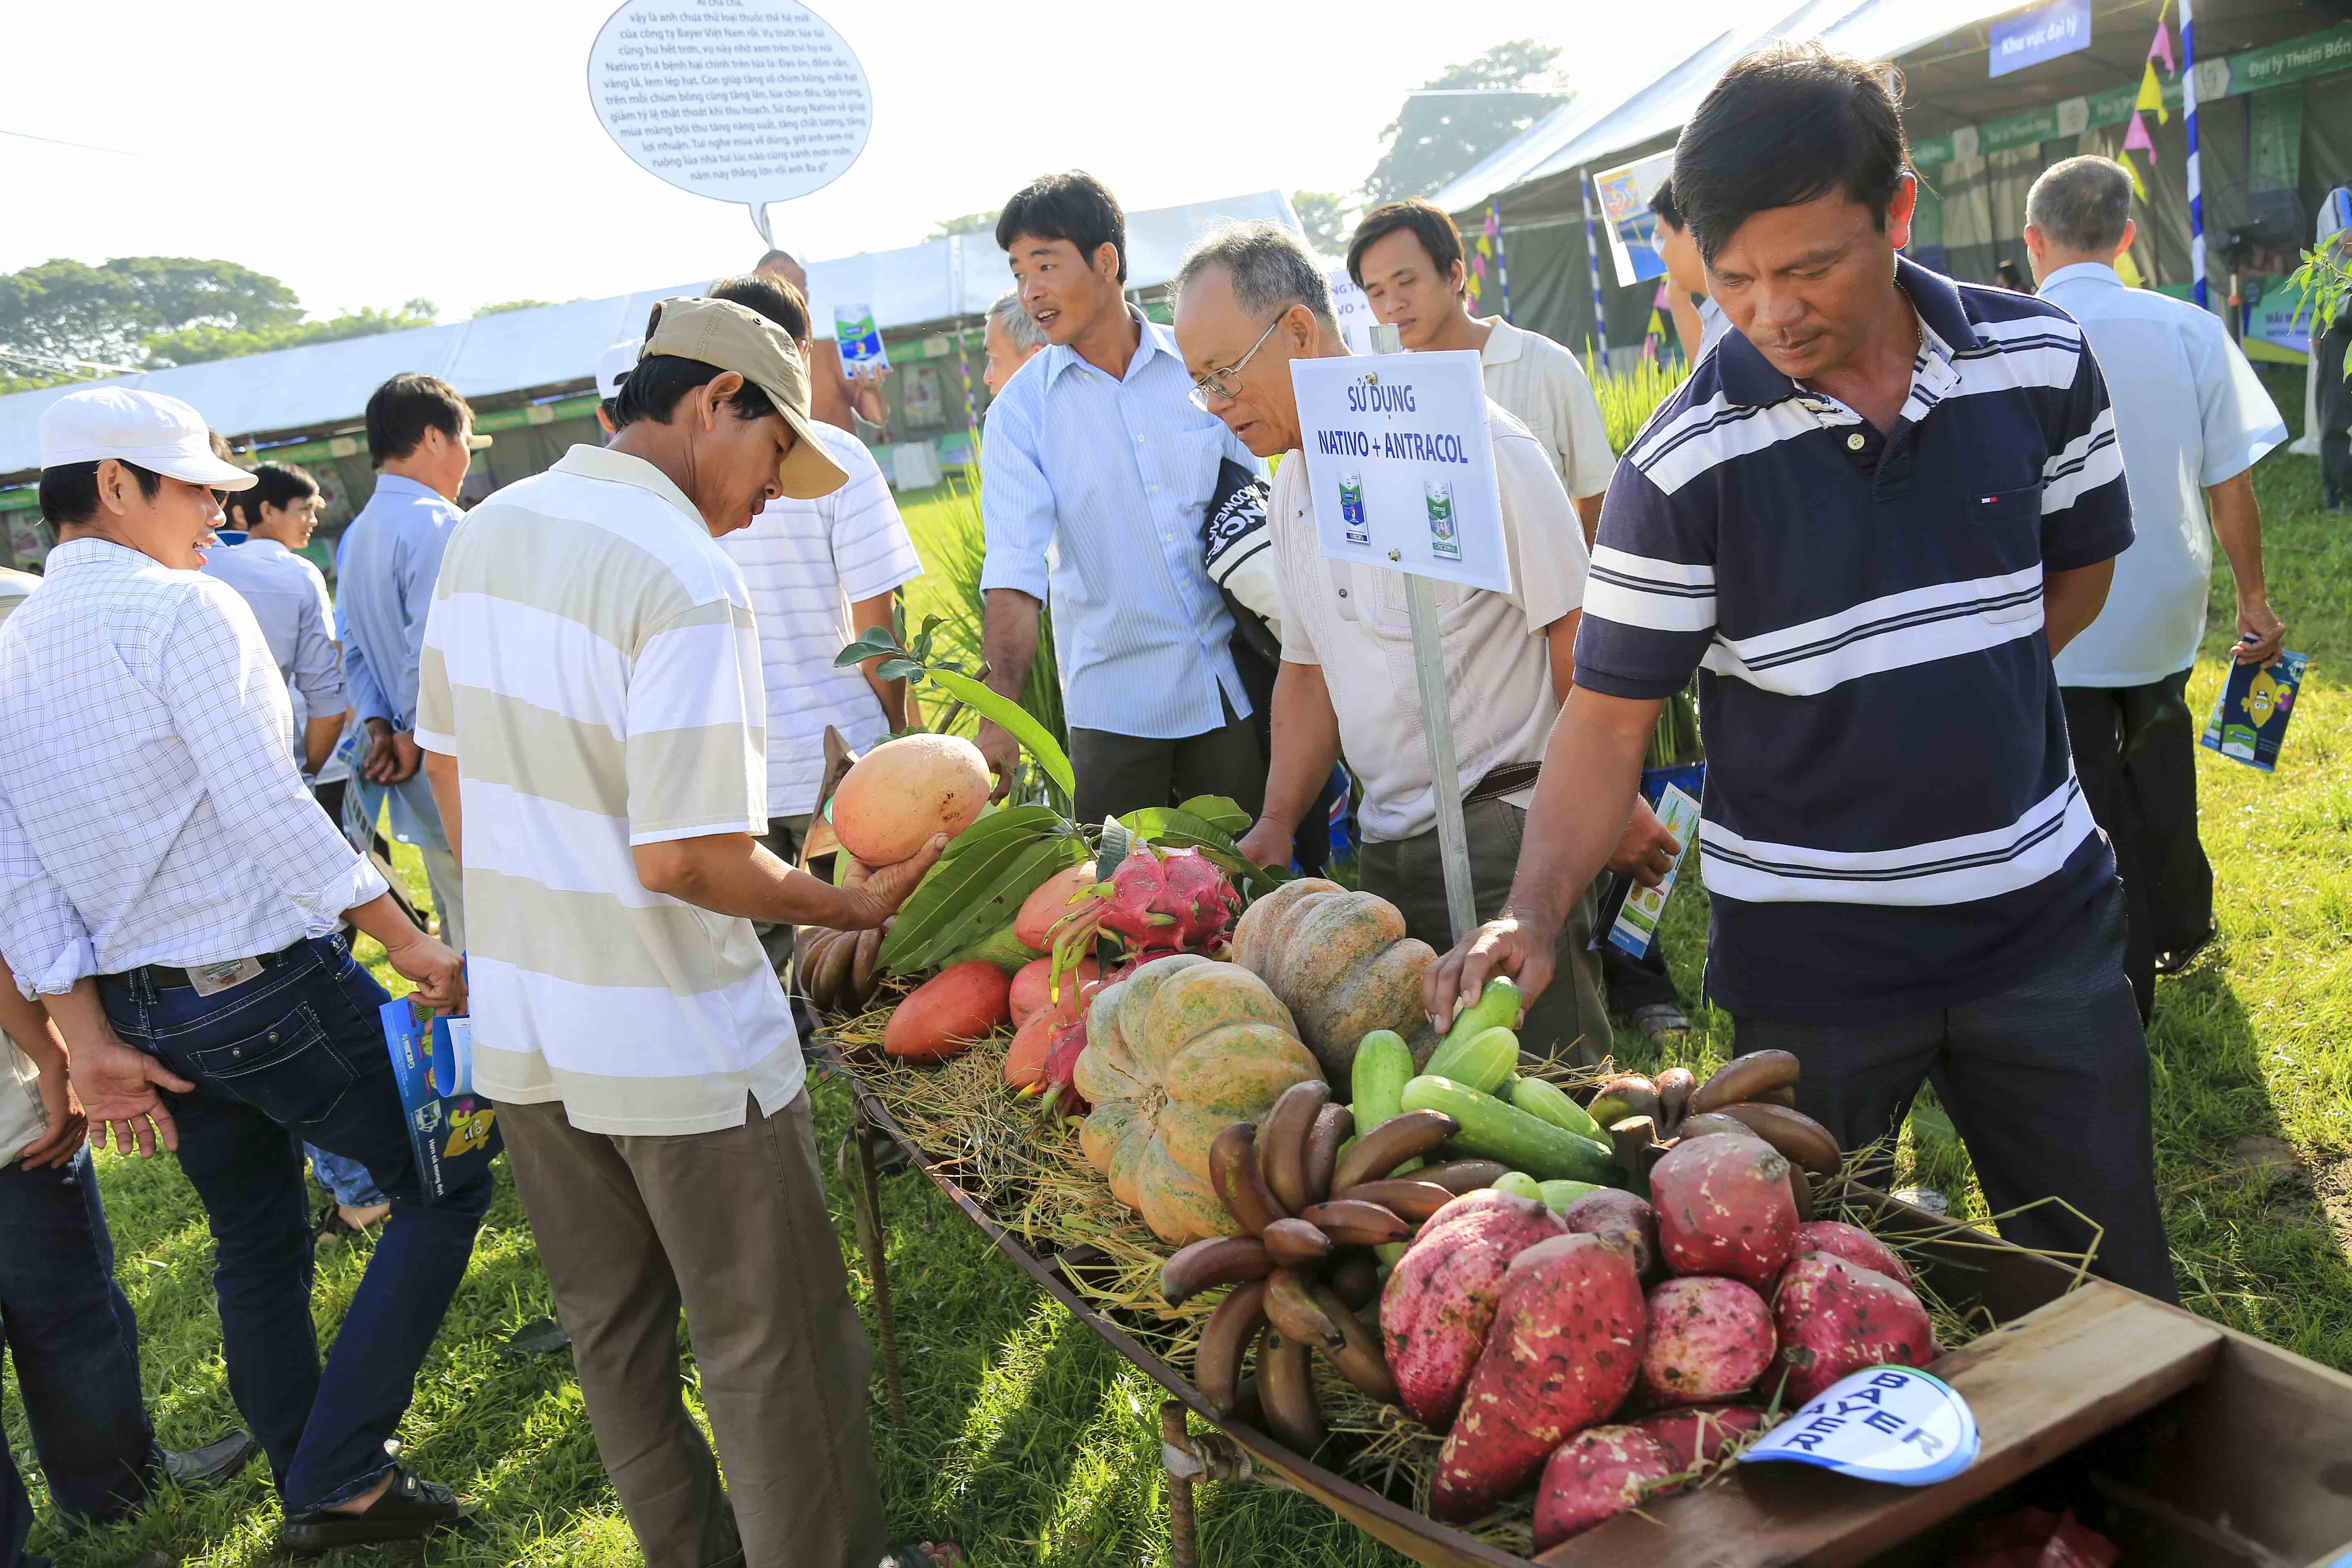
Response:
[40,387,255,490]
[596,339,642,403]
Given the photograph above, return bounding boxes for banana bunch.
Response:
[796,924,883,1016]
[1590,1051,1843,1214]
[1160,1080,1485,1456]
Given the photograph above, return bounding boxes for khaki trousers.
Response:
[1359,797,1613,1068]
[419,844,466,953]
[496,1091,887,1568]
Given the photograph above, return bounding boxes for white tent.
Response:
[0,189,1302,481]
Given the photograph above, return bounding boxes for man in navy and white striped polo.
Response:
[1429,41,2175,1301]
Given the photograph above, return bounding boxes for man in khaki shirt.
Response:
[1176,221,1675,1065]
[1349,198,1616,545]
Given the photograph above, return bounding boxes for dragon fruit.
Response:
[1049,846,1238,967]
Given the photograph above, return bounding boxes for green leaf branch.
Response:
[836,619,1078,800]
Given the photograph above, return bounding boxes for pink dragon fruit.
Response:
[1046,845,1240,979]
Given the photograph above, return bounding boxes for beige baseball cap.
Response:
[641,296,847,500]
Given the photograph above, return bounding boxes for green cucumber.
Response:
[1539,1179,1604,1214]
[1511,1076,1606,1143]
[1436,976,1521,1054]
[1492,1171,1543,1202]
[1423,1025,1518,1096]
[1401,1075,1619,1186]
[1348,1030,1414,1130]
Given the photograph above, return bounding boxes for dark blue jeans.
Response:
[98,935,490,1512]
[0,1149,161,1565]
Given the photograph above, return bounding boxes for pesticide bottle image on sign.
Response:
[1338,470,1370,545]
[1424,479,1459,561]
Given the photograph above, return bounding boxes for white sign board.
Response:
[587,0,871,243]
[1329,265,1377,354]
[1740,1366,1980,1486]
[1290,350,1510,596]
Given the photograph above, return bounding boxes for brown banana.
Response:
[1654,1066,1697,1139]
[1262,1266,1343,1349]
[1298,1198,1410,1247]
[1258,1080,1330,1215]
[809,930,857,1012]
[1586,1074,1660,1131]
[1327,1251,1381,1310]
[1690,1049,1802,1118]
[1755,1084,1798,1107]
[1310,1283,1399,1405]
[1195,1279,1267,1416]
[1208,1123,1286,1237]
[1261,1217,1334,1268]
[849,926,882,1007]
[1257,1330,1325,1454]
[1787,1164,1816,1223]
[1675,1111,1766,1146]
[1160,1235,1274,1305]
[1337,1178,1457,1223]
[1717,1100,1842,1176]
[1416,1158,1509,1194]
[1330,1108,1459,1195]
[1301,1102,1353,1205]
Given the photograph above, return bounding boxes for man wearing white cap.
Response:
[594,338,639,436]
[416,278,955,1568]
[0,387,486,1552]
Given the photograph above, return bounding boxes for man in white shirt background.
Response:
[1179,222,1676,1067]
[2024,155,2290,1017]
[0,388,482,1554]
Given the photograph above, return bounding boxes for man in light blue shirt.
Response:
[2025,155,2289,1016]
[979,172,1265,824]
[335,373,489,950]
[205,461,346,777]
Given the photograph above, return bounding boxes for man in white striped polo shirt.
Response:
[1430,42,2175,1302]
[418,290,951,1568]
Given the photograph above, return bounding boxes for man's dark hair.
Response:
[611,279,800,430]
[225,460,321,530]
[1672,41,1910,265]
[1345,199,1464,290]
[996,172,1128,283]
[1649,175,1683,232]
[38,460,162,529]
[365,373,471,468]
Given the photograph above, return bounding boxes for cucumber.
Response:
[1511,1076,1606,1143]
[1492,1171,1543,1202]
[1424,1025,1517,1096]
[1436,976,1521,1056]
[1348,1030,1414,1130]
[1402,1075,1619,1186]
[1539,1179,1604,1214]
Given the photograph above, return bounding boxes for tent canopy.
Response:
[0,189,1301,481]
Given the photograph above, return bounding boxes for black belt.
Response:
[107,938,310,992]
[1464,761,1543,806]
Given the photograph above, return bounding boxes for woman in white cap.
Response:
[0,386,485,1552]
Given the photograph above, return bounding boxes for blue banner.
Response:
[1989,0,2093,78]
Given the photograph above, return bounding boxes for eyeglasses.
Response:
[1187,312,1287,410]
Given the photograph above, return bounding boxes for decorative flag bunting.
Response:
[2148,1,2176,75]
[2136,60,2168,123]
[1486,202,1512,323]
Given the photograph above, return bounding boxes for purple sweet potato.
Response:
[1379,1192,1563,1426]
[1532,1424,1679,1550]
[1639,1276,1775,1406]
[1772,1252,1939,1404]
[1630,1403,1769,1473]
[1558,1189,1662,1282]
[1431,1233,1647,1522]
[1790,1220,1912,1287]
[1650,1134,1800,1287]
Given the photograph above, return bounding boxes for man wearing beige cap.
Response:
[0,386,482,1552]
[417,279,957,1568]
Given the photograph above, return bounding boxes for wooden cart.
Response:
[829,1058,2352,1568]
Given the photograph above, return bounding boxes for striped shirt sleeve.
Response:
[624,598,769,846]
[2038,333,2133,572]
[828,444,924,604]
[1571,457,1718,702]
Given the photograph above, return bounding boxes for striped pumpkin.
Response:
[1230,880,1437,1082]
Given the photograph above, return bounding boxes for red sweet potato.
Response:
[1009,955,1100,1028]
[1531,1424,1678,1550]
[1790,1220,1912,1287]
[1772,1252,1939,1405]
[1639,1276,1775,1406]
[1559,1189,1663,1282]
[1650,1134,1800,1287]
[1379,1192,1563,1427]
[1630,1403,1769,1472]
[1431,1232,1647,1522]
[883,961,1012,1061]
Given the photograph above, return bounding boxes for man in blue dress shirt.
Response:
[335,374,489,951]
[978,172,1266,823]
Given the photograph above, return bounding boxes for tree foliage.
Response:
[928,210,1001,240]
[1363,40,1570,207]
[474,298,556,316]
[143,301,441,369]
[1292,192,1354,257]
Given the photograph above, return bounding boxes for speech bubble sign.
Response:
[587,0,871,244]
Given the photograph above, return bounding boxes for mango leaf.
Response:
[900,835,1086,971]
[1174,795,1252,836]
[835,628,902,668]
[924,668,1076,798]
[1125,807,1288,896]
[879,815,1065,971]
[876,657,922,682]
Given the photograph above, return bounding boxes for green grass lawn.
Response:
[16,397,2352,1566]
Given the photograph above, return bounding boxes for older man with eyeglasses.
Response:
[1176,221,1679,1067]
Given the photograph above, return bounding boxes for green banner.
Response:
[2249,85,2305,193]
